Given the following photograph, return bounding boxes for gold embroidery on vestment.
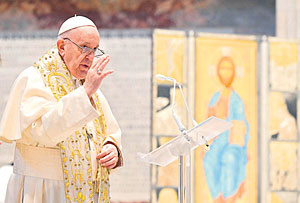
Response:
[34,47,110,203]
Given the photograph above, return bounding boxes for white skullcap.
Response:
[58,15,97,35]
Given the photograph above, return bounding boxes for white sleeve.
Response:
[0,67,99,146]
[26,86,99,146]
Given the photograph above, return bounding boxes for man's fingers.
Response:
[96,144,114,159]
[100,155,115,165]
[91,55,109,70]
[99,153,114,163]
[96,149,109,159]
[96,143,118,168]
[100,156,118,168]
[97,57,110,73]
[104,162,117,169]
[103,163,116,169]
[99,70,114,79]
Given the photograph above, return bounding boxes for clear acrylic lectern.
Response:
[138,116,232,203]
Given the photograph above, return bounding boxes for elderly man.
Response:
[0,16,123,203]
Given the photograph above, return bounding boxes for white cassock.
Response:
[0,66,123,203]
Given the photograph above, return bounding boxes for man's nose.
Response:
[85,52,94,60]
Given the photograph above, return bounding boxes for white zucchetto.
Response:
[58,15,97,35]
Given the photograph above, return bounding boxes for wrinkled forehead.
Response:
[67,26,100,42]
[66,26,99,36]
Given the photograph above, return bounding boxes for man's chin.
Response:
[79,72,88,79]
[78,67,89,78]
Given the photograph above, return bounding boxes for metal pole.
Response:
[186,153,191,203]
[178,155,184,203]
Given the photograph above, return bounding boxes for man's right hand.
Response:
[83,55,114,98]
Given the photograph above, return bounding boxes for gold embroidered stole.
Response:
[33,47,110,203]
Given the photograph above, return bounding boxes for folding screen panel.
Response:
[194,34,258,203]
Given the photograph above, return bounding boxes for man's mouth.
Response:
[80,64,90,69]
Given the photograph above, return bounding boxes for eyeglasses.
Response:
[63,38,105,58]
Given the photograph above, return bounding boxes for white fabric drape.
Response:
[0,66,123,203]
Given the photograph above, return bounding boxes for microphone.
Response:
[173,112,185,132]
[156,74,198,133]
[155,74,175,82]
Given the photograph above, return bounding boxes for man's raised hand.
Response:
[83,55,114,98]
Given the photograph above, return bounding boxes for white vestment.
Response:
[0,65,123,203]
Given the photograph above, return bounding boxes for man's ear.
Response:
[57,39,65,57]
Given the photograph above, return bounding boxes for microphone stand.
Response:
[174,77,200,203]
[170,79,188,203]
[156,74,197,203]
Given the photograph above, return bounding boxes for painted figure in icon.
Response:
[203,56,249,202]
